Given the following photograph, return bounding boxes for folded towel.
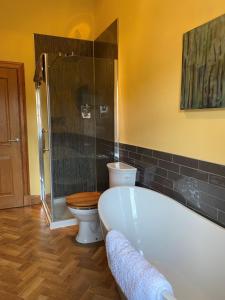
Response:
[106,230,174,300]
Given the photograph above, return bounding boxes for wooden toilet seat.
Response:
[66,192,101,209]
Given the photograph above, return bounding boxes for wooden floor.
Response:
[0,205,120,300]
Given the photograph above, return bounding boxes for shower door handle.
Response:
[41,128,49,153]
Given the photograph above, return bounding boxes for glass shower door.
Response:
[36,53,96,222]
[35,53,116,223]
[36,55,53,221]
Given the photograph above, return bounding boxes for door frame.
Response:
[0,61,30,201]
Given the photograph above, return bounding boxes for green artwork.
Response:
[181,14,225,109]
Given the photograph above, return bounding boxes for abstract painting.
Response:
[181,14,225,109]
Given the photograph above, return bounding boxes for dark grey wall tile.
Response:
[198,181,225,200]
[209,174,225,188]
[137,147,152,157]
[121,157,135,166]
[158,160,179,172]
[135,165,164,181]
[199,160,225,177]
[187,200,217,220]
[119,142,225,228]
[180,166,208,182]
[199,192,225,212]
[148,181,164,193]
[173,176,199,205]
[218,210,225,226]
[129,152,142,161]
[133,161,146,170]
[173,154,198,168]
[120,143,137,153]
[154,175,173,189]
[95,20,118,44]
[34,33,93,63]
[150,182,186,205]
[164,189,187,205]
[142,155,158,165]
[137,180,148,189]
[152,150,172,161]
[168,171,183,182]
[94,42,118,59]
[154,167,168,177]
[141,173,153,187]
[119,149,129,157]
[95,20,118,59]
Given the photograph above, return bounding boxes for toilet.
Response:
[66,192,103,244]
[107,162,137,187]
[66,163,136,244]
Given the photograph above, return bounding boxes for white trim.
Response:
[50,218,77,230]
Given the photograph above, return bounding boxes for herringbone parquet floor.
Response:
[0,205,120,300]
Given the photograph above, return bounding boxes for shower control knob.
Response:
[81,104,91,119]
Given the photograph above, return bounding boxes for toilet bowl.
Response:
[66,192,103,244]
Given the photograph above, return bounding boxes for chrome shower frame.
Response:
[35,53,53,223]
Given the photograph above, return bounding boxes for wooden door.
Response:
[0,66,25,208]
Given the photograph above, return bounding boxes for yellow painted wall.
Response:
[0,0,95,194]
[1,0,225,195]
[94,0,225,165]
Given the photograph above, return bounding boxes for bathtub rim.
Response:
[98,185,225,234]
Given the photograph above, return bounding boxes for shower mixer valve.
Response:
[81,104,91,119]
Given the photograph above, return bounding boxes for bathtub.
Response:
[98,186,225,300]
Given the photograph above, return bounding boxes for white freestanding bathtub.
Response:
[98,186,225,300]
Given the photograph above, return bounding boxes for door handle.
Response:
[43,148,49,152]
[8,138,20,143]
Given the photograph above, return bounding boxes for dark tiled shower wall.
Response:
[119,143,225,227]
[34,33,93,63]
[52,134,116,196]
[94,20,118,59]
[52,133,96,197]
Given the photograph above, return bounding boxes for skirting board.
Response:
[24,195,41,206]
[50,218,77,230]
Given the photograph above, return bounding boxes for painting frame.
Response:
[181,14,225,109]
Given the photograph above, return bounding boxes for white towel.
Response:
[106,230,174,300]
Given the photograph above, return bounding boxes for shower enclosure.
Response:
[35,52,117,223]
